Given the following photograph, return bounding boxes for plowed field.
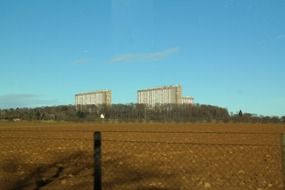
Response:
[0,122,284,190]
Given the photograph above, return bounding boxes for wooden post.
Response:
[94,132,102,190]
[281,134,285,188]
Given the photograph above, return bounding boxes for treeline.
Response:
[0,104,284,123]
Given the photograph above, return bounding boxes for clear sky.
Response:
[0,0,284,116]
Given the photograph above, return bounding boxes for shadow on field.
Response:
[1,151,93,190]
[103,155,180,190]
[2,152,182,190]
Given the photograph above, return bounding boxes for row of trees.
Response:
[0,104,284,123]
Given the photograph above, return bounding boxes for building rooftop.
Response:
[137,85,181,92]
[75,90,111,96]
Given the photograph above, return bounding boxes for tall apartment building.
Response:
[75,90,112,106]
[137,85,183,106]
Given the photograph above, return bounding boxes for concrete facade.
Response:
[75,90,112,106]
[137,85,183,106]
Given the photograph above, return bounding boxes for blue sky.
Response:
[0,0,284,116]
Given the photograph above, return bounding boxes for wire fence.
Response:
[0,128,93,190]
[0,129,284,190]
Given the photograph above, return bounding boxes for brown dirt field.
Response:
[0,122,285,190]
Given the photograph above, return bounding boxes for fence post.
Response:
[94,131,102,190]
[281,134,285,188]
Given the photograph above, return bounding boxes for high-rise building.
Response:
[75,90,112,106]
[137,85,183,106]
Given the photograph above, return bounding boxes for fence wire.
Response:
[0,129,284,190]
[0,134,93,190]
[102,141,283,190]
